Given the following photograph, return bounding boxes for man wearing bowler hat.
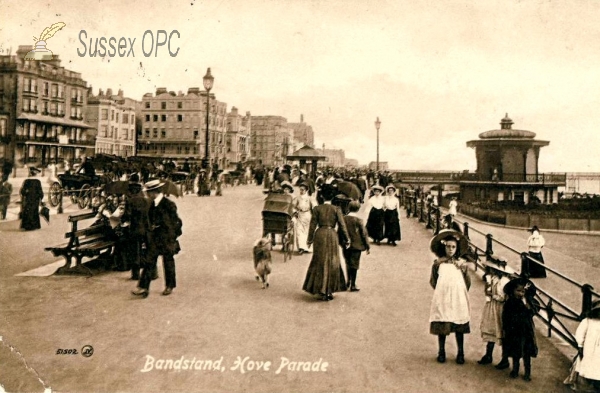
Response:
[132,179,182,298]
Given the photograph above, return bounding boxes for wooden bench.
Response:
[45,212,116,276]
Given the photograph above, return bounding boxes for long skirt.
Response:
[383,209,401,242]
[366,208,385,241]
[295,211,311,251]
[527,252,547,278]
[302,227,347,295]
[20,198,41,230]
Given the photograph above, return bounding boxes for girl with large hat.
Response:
[382,184,401,246]
[428,230,472,364]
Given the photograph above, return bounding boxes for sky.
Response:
[2,0,600,172]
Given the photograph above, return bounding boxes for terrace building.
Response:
[250,116,294,167]
[225,107,251,167]
[85,88,139,158]
[0,45,94,170]
[288,114,314,148]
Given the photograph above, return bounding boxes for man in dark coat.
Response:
[132,180,182,298]
[122,176,150,280]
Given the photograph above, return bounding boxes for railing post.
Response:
[485,233,494,260]
[546,299,555,338]
[426,204,432,229]
[419,200,425,222]
[435,207,441,235]
[57,188,63,214]
[520,252,530,278]
[412,196,418,218]
[581,284,594,319]
[463,222,470,239]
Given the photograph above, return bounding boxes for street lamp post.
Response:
[375,117,381,171]
[203,68,214,169]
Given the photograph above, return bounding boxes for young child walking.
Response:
[478,258,512,369]
[342,201,370,292]
[429,230,472,364]
[502,277,539,381]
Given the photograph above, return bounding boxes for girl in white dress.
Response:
[575,301,600,390]
[429,230,471,364]
[293,183,314,254]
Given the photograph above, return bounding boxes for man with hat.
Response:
[132,179,182,298]
[121,174,151,280]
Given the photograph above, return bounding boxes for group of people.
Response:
[365,184,402,246]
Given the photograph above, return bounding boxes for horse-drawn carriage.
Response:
[48,171,109,209]
[262,193,295,262]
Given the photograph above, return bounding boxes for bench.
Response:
[45,212,116,276]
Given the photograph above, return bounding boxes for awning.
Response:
[24,141,94,149]
[17,113,93,129]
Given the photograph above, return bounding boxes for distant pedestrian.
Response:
[526,226,547,278]
[0,174,12,220]
[341,201,370,292]
[448,197,458,216]
[429,230,471,365]
[19,167,44,231]
[502,277,539,381]
[478,259,512,369]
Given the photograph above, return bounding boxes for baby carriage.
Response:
[262,193,295,262]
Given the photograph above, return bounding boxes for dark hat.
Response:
[144,179,164,192]
[297,182,309,189]
[430,229,469,258]
[320,184,337,201]
[529,225,540,233]
[28,166,41,175]
[280,181,294,192]
[372,185,384,193]
[503,277,536,298]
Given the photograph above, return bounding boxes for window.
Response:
[177,102,182,109]
[43,82,49,97]
[42,101,48,114]
[23,99,30,111]
[111,110,114,121]
[145,114,150,122]
[109,126,114,138]
[58,85,64,98]
[101,109,108,120]
[31,79,37,93]
[160,145,165,153]
[176,145,182,154]
[153,128,158,138]
[161,102,166,109]
[101,125,108,137]
[0,118,6,137]
[71,107,76,117]
[122,114,128,124]
[145,102,150,109]
[122,128,128,140]
[161,114,167,122]
[137,129,142,136]
[184,146,189,154]
[131,116,135,125]
[71,89,77,99]
[153,114,158,122]
[193,130,198,139]
[145,128,150,138]
[161,129,166,138]
[177,114,183,122]
[57,103,63,115]
[51,84,58,97]
[115,112,119,123]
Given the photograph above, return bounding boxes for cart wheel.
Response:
[78,184,91,209]
[48,182,62,207]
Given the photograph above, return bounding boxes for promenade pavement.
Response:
[0,184,573,393]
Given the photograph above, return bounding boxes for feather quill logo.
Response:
[24,22,66,60]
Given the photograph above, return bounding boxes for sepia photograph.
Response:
[1,1,600,392]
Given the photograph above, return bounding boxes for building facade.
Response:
[138,87,228,168]
[288,114,314,148]
[320,147,346,168]
[86,88,139,158]
[0,46,94,169]
[225,107,251,167]
[250,116,293,167]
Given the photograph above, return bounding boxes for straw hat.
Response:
[430,229,469,258]
[386,184,397,192]
[144,179,164,192]
[483,258,516,276]
[372,185,384,193]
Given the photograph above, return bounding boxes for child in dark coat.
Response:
[502,277,539,381]
[342,201,370,292]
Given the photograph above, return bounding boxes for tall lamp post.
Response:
[374,117,381,171]
[203,68,214,169]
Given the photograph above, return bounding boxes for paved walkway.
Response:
[0,185,576,393]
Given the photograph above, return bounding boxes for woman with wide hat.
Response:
[429,230,472,364]
[526,226,547,278]
[383,184,401,246]
[365,185,385,245]
[19,166,44,231]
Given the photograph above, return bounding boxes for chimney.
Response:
[118,89,123,97]
[155,87,167,95]
[99,88,104,96]
[301,114,304,122]
[106,88,113,97]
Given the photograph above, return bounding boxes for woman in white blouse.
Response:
[383,185,401,246]
[366,185,385,245]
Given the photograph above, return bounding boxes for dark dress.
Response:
[366,197,385,242]
[383,209,401,242]
[20,178,43,230]
[527,252,547,278]
[502,296,539,359]
[302,203,350,295]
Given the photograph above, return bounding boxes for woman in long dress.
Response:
[383,185,401,246]
[526,226,547,278]
[293,183,313,254]
[365,185,385,245]
[303,185,350,301]
[20,167,44,231]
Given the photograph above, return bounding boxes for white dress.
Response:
[293,194,313,252]
[429,259,471,325]
[576,318,600,381]
[448,200,458,216]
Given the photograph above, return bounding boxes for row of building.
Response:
[0,45,358,171]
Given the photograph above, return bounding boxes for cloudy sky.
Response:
[2,0,600,171]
